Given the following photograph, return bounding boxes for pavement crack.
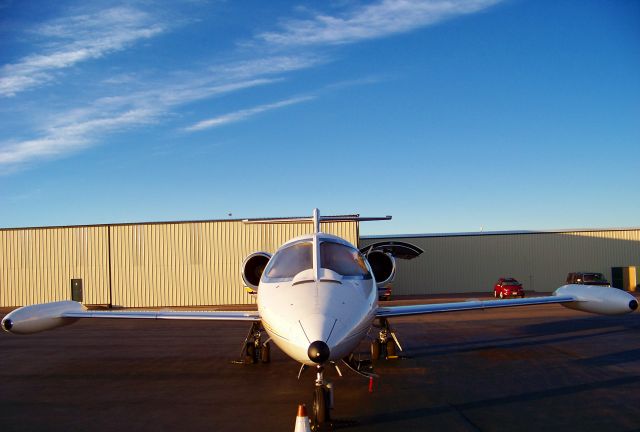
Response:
[447,403,483,432]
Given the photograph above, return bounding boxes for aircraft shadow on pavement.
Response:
[397,314,639,358]
[577,347,640,367]
[356,375,640,428]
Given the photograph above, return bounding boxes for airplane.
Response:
[2,209,638,427]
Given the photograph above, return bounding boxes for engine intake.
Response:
[367,250,396,287]
[241,252,272,291]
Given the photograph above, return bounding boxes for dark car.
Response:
[566,272,610,286]
[493,278,525,299]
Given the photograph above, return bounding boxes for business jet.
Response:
[2,209,637,426]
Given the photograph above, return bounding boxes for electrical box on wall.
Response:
[71,279,83,302]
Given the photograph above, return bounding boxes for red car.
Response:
[493,278,525,299]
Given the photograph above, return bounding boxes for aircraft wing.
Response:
[64,309,261,321]
[377,285,638,318]
[2,301,260,334]
[376,295,576,318]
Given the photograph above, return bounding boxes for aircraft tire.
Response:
[313,386,330,425]
[386,340,397,357]
[245,343,256,364]
[261,342,271,363]
[371,340,381,360]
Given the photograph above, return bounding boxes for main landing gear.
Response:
[239,322,271,364]
[370,317,402,360]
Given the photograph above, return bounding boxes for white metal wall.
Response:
[361,229,640,295]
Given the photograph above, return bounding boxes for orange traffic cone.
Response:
[294,404,312,432]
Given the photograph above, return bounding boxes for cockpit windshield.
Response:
[264,241,312,280]
[320,241,371,279]
[262,238,372,282]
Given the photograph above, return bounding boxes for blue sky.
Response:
[1,0,638,235]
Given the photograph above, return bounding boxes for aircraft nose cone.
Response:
[308,340,330,364]
[630,300,638,311]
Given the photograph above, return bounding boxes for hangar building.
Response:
[361,228,640,296]
[0,218,358,307]
[1,218,638,307]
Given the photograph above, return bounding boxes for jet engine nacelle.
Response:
[1,301,84,335]
[554,284,638,315]
[367,250,396,288]
[241,252,272,291]
[360,241,423,288]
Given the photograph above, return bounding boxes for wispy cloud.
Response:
[185,96,315,131]
[0,108,157,165]
[0,55,320,168]
[1,0,503,171]
[0,6,165,97]
[210,55,326,80]
[258,0,501,47]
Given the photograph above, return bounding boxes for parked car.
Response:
[566,272,610,286]
[493,278,525,299]
[378,283,392,301]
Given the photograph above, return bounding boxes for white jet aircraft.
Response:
[2,209,638,426]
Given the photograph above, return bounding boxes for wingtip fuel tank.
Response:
[554,284,638,315]
[1,301,85,334]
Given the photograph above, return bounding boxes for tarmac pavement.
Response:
[1,293,639,431]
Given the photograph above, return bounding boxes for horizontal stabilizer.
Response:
[242,215,391,224]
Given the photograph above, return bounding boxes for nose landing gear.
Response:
[312,366,332,428]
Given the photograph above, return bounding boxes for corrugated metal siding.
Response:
[4,222,637,305]
[0,227,110,307]
[361,230,640,295]
[1,220,357,307]
[110,220,357,307]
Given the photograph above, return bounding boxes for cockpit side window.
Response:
[320,241,371,279]
[263,241,312,280]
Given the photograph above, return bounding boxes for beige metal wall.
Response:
[0,226,110,306]
[1,220,358,307]
[4,222,637,306]
[361,229,640,295]
[110,220,358,307]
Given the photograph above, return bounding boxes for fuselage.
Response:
[257,232,378,365]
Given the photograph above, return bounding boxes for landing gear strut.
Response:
[240,322,271,364]
[312,366,332,427]
[370,318,402,360]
